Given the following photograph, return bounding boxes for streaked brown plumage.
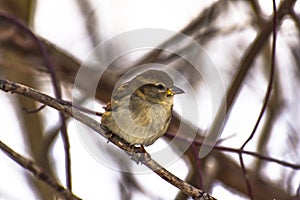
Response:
[101,70,184,146]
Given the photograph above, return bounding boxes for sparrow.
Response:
[101,70,184,146]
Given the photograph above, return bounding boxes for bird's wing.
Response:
[108,81,132,111]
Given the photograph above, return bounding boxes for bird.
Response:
[101,70,184,146]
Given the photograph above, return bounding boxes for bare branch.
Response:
[0,140,80,200]
[238,0,278,198]
[0,78,216,200]
[0,13,72,190]
[210,0,297,150]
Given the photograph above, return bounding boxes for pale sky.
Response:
[0,1,299,200]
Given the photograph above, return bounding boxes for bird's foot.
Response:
[131,145,150,164]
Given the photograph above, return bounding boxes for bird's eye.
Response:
[156,84,165,90]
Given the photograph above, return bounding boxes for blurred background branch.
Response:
[0,0,299,199]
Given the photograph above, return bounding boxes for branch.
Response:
[209,0,297,153]
[0,140,80,200]
[165,132,300,170]
[0,78,216,200]
[238,0,278,198]
[0,13,72,190]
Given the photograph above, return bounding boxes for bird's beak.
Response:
[167,86,185,96]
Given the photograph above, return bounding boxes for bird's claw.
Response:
[131,145,150,164]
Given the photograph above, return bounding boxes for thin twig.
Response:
[238,152,252,199]
[208,0,296,159]
[0,13,72,190]
[64,100,103,116]
[239,1,278,198]
[240,0,277,149]
[0,79,216,200]
[0,140,80,200]
[22,104,46,113]
[165,132,300,170]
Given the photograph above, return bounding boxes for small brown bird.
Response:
[101,70,184,146]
